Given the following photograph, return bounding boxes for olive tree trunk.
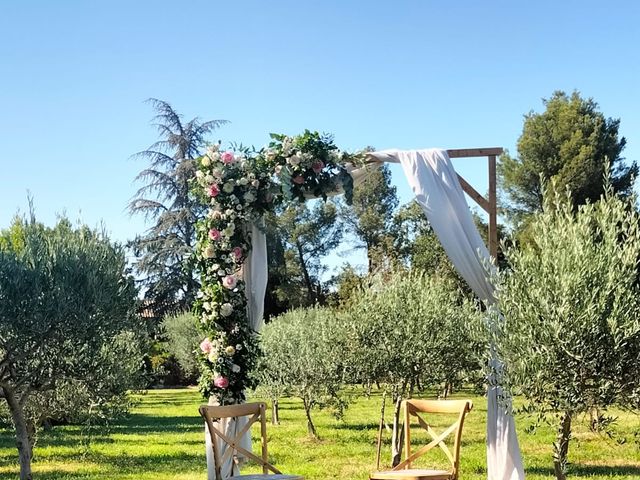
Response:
[302,397,318,439]
[390,392,404,467]
[3,386,33,480]
[553,411,572,480]
[271,399,280,425]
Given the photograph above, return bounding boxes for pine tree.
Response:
[129,99,227,319]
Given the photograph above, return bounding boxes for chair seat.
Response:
[370,468,453,480]
[229,475,304,480]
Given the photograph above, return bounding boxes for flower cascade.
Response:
[193,131,364,404]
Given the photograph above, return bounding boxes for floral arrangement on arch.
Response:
[193,130,364,403]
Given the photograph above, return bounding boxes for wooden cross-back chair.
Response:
[199,402,303,480]
[370,399,473,480]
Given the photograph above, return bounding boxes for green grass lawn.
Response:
[0,388,638,479]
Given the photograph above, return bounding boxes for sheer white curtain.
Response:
[368,148,525,480]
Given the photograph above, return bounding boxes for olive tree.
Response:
[259,307,348,438]
[494,187,640,480]
[162,311,200,383]
[346,271,481,465]
[0,217,142,480]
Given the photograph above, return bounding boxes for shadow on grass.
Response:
[0,473,95,480]
[0,450,206,478]
[526,464,640,477]
[111,414,203,434]
[333,422,379,431]
[0,412,204,469]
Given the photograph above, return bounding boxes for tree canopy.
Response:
[0,216,142,480]
[498,91,637,227]
[494,185,640,480]
[342,164,399,272]
[267,200,343,307]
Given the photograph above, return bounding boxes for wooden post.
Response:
[447,148,501,261]
[488,155,498,260]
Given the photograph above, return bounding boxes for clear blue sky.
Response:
[2,1,639,272]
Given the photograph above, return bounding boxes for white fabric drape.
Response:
[206,223,268,479]
[244,222,269,331]
[369,148,524,480]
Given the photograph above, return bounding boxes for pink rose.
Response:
[209,228,221,241]
[292,175,305,185]
[214,376,229,389]
[223,275,237,290]
[200,338,212,354]
[232,246,243,261]
[311,161,324,174]
[208,184,220,197]
[221,151,235,165]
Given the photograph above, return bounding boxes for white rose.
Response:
[287,155,301,166]
[231,364,241,373]
[223,182,235,193]
[220,303,233,317]
[201,155,211,167]
[208,351,218,363]
[211,151,221,162]
[195,170,204,179]
[217,269,226,277]
[203,245,215,259]
[238,177,249,186]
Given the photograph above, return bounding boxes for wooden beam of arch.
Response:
[362,147,501,258]
[447,148,501,259]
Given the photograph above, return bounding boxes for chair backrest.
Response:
[199,402,280,480]
[395,399,473,478]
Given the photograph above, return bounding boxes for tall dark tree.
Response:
[342,164,399,272]
[499,91,637,227]
[268,200,343,307]
[129,99,227,319]
[393,201,455,276]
